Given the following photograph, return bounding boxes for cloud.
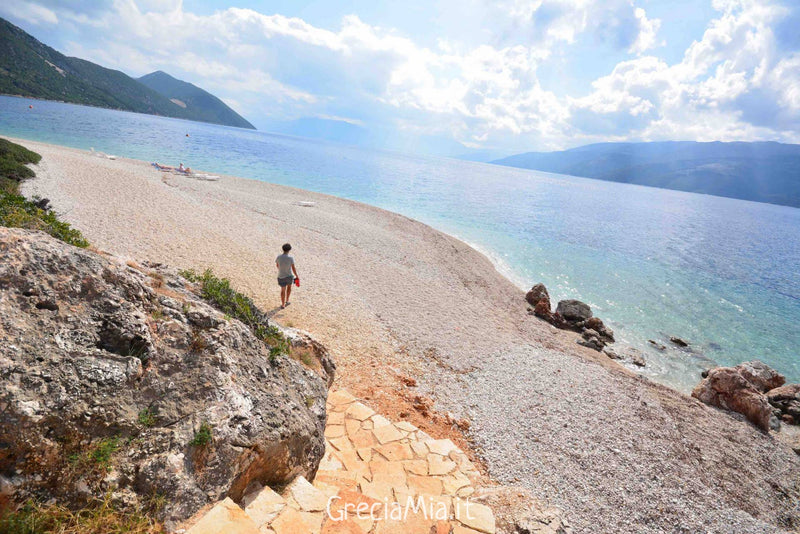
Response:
[4,0,800,151]
[568,0,800,143]
[0,2,58,25]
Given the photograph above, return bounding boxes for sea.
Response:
[2,95,798,392]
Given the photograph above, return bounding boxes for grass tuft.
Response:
[138,408,156,428]
[0,495,164,534]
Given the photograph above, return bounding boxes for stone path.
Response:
[185,389,495,534]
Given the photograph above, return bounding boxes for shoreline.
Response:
[12,136,800,532]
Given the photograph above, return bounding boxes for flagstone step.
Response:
[185,389,496,534]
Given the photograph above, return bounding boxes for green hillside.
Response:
[138,71,253,129]
[0,17,254,129]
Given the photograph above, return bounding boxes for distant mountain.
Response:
[138,71,253,129]
[262,117,370,146]
[492,141,800,208]
[0,17,254,129]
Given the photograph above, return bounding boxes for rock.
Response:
[737,361,785,392]
[692,361,784,432]
[648,340,666,351]
[766,384,800,425]
[584,317,614,343]
[0,228,329,526]
[555,300,592,323]
[577,329,605,351]
[669,337,689,347]
[534,299,552,319]
[602,347,622,360]
[472,486,571,534]
[629,349,646,367]
[525,283,551,310]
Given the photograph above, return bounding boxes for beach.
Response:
[17,138,800,533]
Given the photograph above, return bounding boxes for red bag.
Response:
[294,277,300,287]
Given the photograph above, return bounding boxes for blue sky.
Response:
[3,0,800,156]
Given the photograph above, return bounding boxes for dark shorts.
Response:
[278,276,294,287]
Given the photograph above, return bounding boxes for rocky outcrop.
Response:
[526,284,618,352]
[0,228,330,528]
[692,361,785,432]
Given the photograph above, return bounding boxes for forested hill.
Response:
[0,17,254,129]
[492,141,800,208]
[138,71,253,129]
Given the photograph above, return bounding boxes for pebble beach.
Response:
[18,138,800,533]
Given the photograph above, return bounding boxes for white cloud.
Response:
[629,7,662,54]
[0,2,58,25]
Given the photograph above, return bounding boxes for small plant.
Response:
[190,422,212,447]
[182,302,191,315]
[150,307,165,321]
[223,313,232,321]
[90,437,119,469]
[138,408,156,427]
[305,396,315,408]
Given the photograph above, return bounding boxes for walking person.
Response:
[276,243,299,309]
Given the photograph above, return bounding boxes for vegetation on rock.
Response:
[0,138,88,247]
[179,268,290,357]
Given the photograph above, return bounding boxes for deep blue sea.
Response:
[2,95,799,391]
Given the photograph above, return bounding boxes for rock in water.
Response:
[555,299,592,322]
[526,283,551,311]
[0,228,329,527]
[669,336,689,347]
[692,361,784,432]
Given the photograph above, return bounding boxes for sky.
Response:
[3,0,800,156]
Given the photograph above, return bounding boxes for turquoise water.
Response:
[2,95,799,391]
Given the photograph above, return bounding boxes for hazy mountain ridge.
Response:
[0,17,254,129]
[492,141,800,207]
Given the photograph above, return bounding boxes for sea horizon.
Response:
[3,94,799,391]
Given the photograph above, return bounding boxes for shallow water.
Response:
[2,95,799,391]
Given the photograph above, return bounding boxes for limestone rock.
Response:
[0,228,329,527]
[692,361,783,432]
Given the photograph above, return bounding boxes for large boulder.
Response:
[555,299,592,323]
[692,361,784,432]
[0,229,329,528]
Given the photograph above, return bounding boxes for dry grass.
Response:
[0,495,164,534]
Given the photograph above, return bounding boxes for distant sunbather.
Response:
[152,162,175,171]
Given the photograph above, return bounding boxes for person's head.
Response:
[282,243,292,253]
